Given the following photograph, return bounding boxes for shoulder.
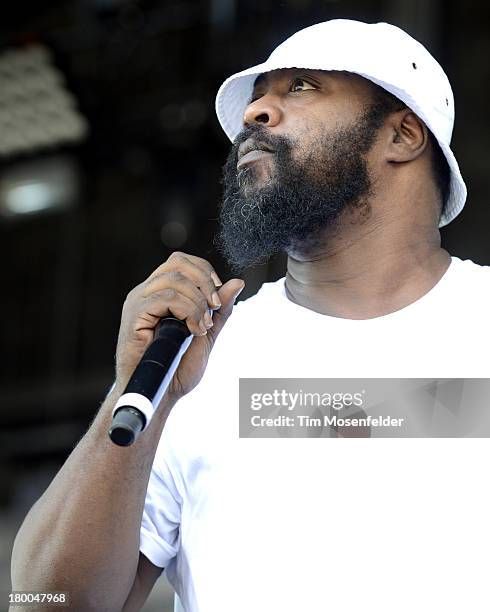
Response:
[450,256,490,288]
[233,276,286,313]
[224,276,286,328]
[207,275,288,351]
[452,255,490,273]
[446,256,490,319]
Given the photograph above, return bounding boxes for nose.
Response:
[242,93,282,129]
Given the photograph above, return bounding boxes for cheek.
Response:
[279,125,311,163]
[285,113,329,150]
[288,128,324,167]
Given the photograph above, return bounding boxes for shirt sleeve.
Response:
[139,437,183,569]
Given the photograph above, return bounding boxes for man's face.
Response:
[215,69,384,273]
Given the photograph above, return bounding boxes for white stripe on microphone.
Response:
[112,393,154,431]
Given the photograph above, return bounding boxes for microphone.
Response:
[108,317,193,447]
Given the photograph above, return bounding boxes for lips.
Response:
[237,149,273,170]
[237,138,274,170]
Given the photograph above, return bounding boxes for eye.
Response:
[248,77,317,103]
[289,77,317,93]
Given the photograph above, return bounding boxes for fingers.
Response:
[144,270,212,316]
[126,252,235,339]
[145,252,222,310]
[142,289,210,336]
[207,279,245,342]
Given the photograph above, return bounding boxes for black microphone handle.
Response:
[108,317,192,447]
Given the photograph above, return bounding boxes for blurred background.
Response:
[0,0,488,610]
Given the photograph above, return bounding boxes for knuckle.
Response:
[169,269,185,283]
[161,287,177,300]
[124,284,140,305]
[145,271,165,283]
[169,251,185,262]
[195,255,209,266]
[127,282,141,297]
[200,261,213,275]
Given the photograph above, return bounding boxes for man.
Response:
[11,19,490,612]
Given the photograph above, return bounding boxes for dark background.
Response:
[1,1,489,609]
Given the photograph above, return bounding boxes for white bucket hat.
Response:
[215,19,466,228]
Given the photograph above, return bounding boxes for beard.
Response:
[214,107,382,274]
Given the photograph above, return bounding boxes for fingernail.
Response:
[211,272,222,287]
[236,283,245,297]
[199,320,208,335]
[211,291,221,308]
[204,311,213,328]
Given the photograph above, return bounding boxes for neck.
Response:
[285,210,450,320]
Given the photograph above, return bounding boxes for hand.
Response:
[115,251,244,403]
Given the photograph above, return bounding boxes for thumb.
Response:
[207,278,245,341]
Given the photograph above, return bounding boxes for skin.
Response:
[242,68,451,320]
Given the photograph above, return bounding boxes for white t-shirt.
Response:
[140,255,490,612]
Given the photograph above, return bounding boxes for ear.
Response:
[386,110,429,163]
